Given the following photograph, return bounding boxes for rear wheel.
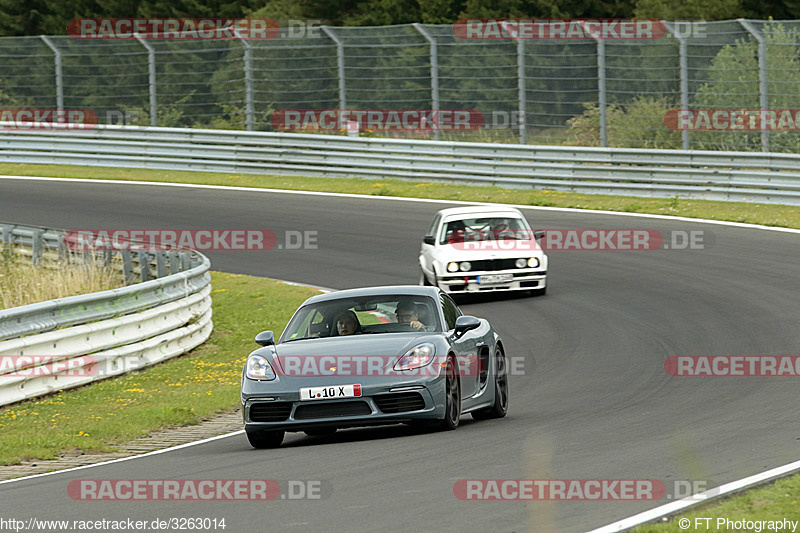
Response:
[246,429,284,449]
[472,347,508,420]
[439,355,461,430]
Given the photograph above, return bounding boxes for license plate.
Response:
[477,274,513,285]
[300,384,362,401]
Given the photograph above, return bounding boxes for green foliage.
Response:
[634,0,742,20]
[692,23,800,152]
[565,96,682,148]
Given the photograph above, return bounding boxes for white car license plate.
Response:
[300,384,362,401]
[477,274,513,284]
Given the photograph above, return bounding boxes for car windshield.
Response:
[439,215,532,245]
[280,295,441,342]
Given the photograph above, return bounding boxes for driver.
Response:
[395,300,426,331]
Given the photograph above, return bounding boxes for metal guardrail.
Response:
[0,221,209,341]
[0,222,213,406]
[1,125,800,204]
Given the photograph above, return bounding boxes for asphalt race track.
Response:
[1,177,799,532]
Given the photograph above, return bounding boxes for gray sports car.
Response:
[241,286,508,448]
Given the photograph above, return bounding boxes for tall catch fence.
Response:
[0,20,798,151]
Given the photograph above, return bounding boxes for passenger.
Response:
[334,310,360,336]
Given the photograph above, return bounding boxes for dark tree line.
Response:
[0,0,796,36]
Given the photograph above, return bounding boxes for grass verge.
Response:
[634,474,800,531]
[1,163,799,229]
[0,271,318,466]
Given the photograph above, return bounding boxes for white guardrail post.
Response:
[0,222,213,407]
[1,124,800,204]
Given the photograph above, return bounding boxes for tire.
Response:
[246,429,284,449]
[419,266,431,286]
[472,347,508,420]
[439,355,461,430]
[304,428,337,437]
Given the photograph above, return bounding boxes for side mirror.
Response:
[533,230,545,241]
[454,315,481,337]
[255,330,275,346]
[423,235,435,246]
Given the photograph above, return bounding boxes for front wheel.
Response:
[439,355,461,430]
[419,266,431,286]
[246,429,284,449]
[472,347,508,420]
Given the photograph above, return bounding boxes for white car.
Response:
[419,206,548,295]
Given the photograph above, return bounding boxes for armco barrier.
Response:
[0,222,212,406]
[1,125,800,204]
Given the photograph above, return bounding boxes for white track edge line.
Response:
[0,430,245,485]
[587,457,800,532]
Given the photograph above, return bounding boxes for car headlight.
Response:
[394,343,436,371]
[447,262,459,273]
[528,257,539,268]
[246,354,276,380]
[459,261,471,272]
[515,258,527,268]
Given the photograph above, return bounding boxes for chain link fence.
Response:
[0,20,798,151]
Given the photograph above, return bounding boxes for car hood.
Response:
[435,243,544,261]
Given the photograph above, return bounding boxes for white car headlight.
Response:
[394,343,436,371]
[459,261,471,272]
[246,354,276,380]
[527,257,539,268]
[447,262,459,273]
[515,258,527,268]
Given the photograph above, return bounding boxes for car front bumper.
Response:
[242,377,445,433]
[436,270,547,293]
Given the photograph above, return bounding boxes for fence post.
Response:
[413,24,440,141]
[596,39,607,147]
[134,33,158,127]
[663,22,690,150]
[39,36,64,117]
[500,22,527,145]
[739,19,769,152]
[236,30,255,131]
[321,26,346,129]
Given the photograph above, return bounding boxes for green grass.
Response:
[2,163,799,229]
[0,271,318,465]
[634,475,800,531]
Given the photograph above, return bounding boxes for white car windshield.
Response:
[281,295,441,342]
[439,216,532,245]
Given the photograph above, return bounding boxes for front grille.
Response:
[467,259,518,271]
[374,392,426,413]
[294,401,371,420]
[249,402,293,422]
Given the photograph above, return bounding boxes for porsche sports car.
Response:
[241,286,508,448]
[419,205,548,295]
